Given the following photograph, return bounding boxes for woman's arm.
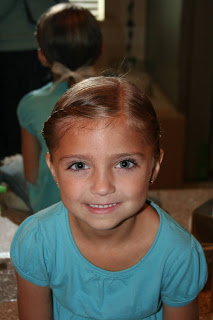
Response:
[16,272,53,320]
[163,298,199,320]
[21,127,41,184]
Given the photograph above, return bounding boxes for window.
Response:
[68,0,105,21]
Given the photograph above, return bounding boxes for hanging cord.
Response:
[125,0,137,71]
[23,0,60,25]
[0,0,18,21]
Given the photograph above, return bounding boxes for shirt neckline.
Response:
[65,200,163,278]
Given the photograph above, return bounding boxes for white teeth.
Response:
[89,203,117,209]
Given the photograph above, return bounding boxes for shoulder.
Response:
[17,82,68,132]
[27,201,66,233]
[151,201,193,248]
[17,82,53,129]
[149,201,208,306]
[10,201,65,255]
[17,81,68,117]
[17,82,53,112]
[10,201,66,286]
[150,200,207,284]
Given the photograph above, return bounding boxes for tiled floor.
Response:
[0,258,17,302]
[0,214,18,254]
[0,197,29,319]
[0,301,18,320]
[0,212,19,319]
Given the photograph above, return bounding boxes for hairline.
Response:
[48,113,154,158]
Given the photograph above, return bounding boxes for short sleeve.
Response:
[17,93,38,136]
[10,215,50,286]
[161,236,208,307]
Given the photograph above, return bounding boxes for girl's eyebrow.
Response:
[113,152,146,159]
[60,152,146,162]
[59,154,91,161]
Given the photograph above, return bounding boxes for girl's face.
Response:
[46,118,163,232]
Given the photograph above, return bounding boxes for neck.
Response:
[68,203,149,248]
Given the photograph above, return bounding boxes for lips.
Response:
[88,203,117,209]
[86,202,119,214]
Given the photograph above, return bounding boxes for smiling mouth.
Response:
[88,203,117,209]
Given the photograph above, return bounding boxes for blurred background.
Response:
[83,0,213,188]
[1,1,213,318]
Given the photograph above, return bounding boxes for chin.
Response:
[86,219,122,232]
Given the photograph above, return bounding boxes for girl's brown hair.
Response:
[42,76,161,158]
[36,3,102,70]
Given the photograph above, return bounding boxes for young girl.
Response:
[0,3,102,214]
[11,76,207,319]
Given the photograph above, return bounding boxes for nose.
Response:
[90,170,116,196]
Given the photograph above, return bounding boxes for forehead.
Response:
[57,116,144,140]
[57,116,142,134]
[54,117,152,156]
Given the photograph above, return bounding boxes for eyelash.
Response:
[115,158,138,170]
[67,158,138,172]
[68,162,89,172]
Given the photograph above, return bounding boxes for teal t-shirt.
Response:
[17,81,68,212]
[10,201,208,320]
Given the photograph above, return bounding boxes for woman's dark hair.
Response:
[42,76,161,159]
[36,3,102,70]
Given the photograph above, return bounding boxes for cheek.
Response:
[117,174,149,196]
[59,176,87,200]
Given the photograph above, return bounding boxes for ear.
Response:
[150,149,164,184]
[46,153,58,184]
[37,48,51,67]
